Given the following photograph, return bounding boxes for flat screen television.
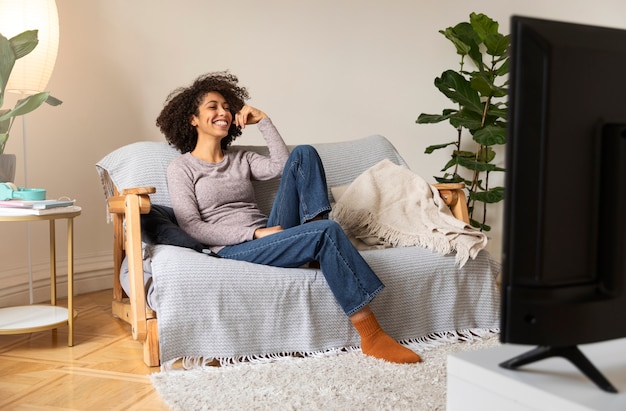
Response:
[501,15,626,393]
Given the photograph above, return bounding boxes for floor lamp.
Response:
[0,0,60,304]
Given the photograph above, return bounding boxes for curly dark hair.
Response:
[156,71,250,153]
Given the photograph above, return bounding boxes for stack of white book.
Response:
[0,199,79,216]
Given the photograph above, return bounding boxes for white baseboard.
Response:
[0,252,114,307]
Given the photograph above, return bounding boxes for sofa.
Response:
[96,134,501,367]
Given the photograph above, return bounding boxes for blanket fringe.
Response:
[160,328,500,371]
[399,327,499,353]
[333,206,445,250]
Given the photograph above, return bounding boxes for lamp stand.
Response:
[21,115,34,304]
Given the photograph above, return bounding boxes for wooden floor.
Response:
[0,289,169,411]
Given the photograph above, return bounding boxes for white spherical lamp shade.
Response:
[0,0,59,95]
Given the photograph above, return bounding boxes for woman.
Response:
[156,71,421,364]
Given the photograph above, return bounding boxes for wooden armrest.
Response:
[433,183,465,191]
[122,186,156,196]
[433,183,470,224]
[107,186,154,214]
[109,186,155,342]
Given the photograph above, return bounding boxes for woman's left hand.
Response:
[254,225,283,239]
[235,105,267,129]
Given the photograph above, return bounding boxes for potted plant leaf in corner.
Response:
[417,12,508,231]
[0,29,62,183]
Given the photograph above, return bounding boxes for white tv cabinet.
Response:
[447,338,626,411]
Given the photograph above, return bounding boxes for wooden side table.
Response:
[0,206,81,346]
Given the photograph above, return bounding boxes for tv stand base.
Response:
[499,345,618,393]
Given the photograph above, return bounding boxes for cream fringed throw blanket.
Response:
[331,159,487,267]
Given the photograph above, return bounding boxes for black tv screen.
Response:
[500,16,626,393]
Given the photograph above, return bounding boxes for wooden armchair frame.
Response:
[108,183,470,367]
[433,183,470,224]
[108,186,160,366]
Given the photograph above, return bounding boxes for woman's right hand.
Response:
[254,225,283,239]
[236,105,267,129]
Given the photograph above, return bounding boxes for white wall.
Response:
[1,0,625,305]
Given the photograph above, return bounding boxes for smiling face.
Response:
[190,91,233,140]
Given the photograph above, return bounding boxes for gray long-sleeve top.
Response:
[167,118,290,252]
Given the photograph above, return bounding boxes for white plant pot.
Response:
[0,153,17,183]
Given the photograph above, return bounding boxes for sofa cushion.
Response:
[141,204,208,252]
[96,141,181,208]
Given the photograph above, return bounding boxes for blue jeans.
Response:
[217,145,384,316]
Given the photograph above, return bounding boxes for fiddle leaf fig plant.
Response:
[417,12,508,232]
[0,30,62,154]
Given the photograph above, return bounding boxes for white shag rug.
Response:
[151,333,501,410]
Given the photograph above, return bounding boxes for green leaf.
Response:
[490,85,508,98]
[416,111,456,124]
[470,13,499,41]
[453,150,475,158]
[470,218,491,232]
[0,92,49,121]
[434,70,483,115]
[456,156,505,172]
[485,33,509,57]
[470,72,508,99]
[425,141,456,154]
[456,23,485,71]
[0,110,10,133]
[470,13,508,57]
[473,125,507,146]
[495,59,509,76]
[477,146,496,163]
[449,108,483,130]
[1,30,39,109]
[470,186,505,203]
[453,22,482,45]
[441,157,459,172]
[434,175,464,184]
[486,105,507,119]
[470,73,493,97]
[439,27,471,56]
[9,30,38,59]
[0,34,16,106]
[451,22,484,70]
[46,94,63,106]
